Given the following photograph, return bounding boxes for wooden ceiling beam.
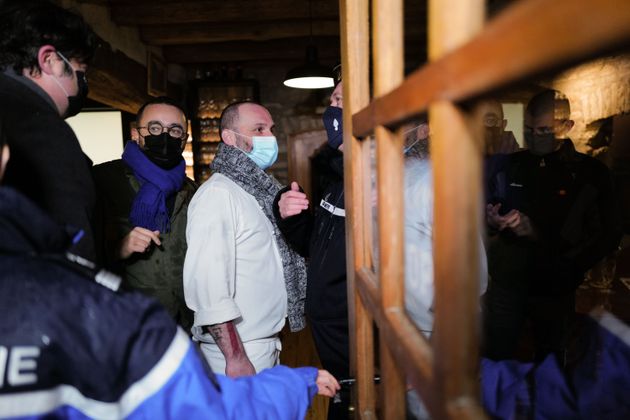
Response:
[165,39,426,67]
[111,0,426,26]
[87,36,183,114]
[163,37,342,63]
[140,18,426,45]
[111,0,341,25]
[88,38,149,113]
[140,19,340,45]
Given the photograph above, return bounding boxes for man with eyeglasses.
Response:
[478,99,520,155]
[93,97,195,331]
[0,0,97,260]
[483,89,622,361]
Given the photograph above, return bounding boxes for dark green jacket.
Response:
[93,159,196,331]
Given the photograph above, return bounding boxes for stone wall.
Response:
[545,54,630,156]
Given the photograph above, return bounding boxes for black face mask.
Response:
[142,132,184,169]
[64,70,88,119]
[525,132,557,156]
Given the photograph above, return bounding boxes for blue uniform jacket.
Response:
[0,187,318,419]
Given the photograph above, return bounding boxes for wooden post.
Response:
[373,0,406,418]
[428,0,485,416]
[340,0,372,417]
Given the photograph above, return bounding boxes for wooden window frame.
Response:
[340,0,630,418]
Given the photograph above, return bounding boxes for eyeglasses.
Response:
[483,115,502,128]
[138,121,188,140]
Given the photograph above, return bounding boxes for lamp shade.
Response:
[283,45,334,89]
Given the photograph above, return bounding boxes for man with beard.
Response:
[93,97,195,331]
[184,101,307,377]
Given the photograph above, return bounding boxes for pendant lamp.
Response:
[283,45,334,89]
[283,0,334,89]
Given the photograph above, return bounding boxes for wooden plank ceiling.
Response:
[84,0,430,70]
[76,0,514,112]
[80,0,517,71]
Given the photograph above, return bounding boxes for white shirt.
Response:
[404,158,488,338]
[184,173,287,345]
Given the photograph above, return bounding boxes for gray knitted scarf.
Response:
[211,142,306,332]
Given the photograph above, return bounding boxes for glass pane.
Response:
[367,134,379,276]
[401,118,433,339]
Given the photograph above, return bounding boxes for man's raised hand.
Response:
[278,181,309,219]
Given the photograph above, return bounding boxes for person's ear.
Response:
[222,129,236,146]
[417,123,430,140]
[565,119,575,132]
[36,45,59,77]
[131,127,145,147]
[502,119,508,130]
[0,145,10,182]
[557,119,574,137]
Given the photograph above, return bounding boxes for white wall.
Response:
[66,111,124,165]
[503,103,524,147]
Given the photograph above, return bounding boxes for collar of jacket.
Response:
[316,145,344,178]
[2,69,58,113]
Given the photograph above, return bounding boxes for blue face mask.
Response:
[247,136,278,169]
[230,130,279,169]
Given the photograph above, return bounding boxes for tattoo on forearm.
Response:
[228,324,240,354]
[208,325,223,341]
[207,322,245,359]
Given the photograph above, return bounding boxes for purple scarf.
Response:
[122,141,185,232]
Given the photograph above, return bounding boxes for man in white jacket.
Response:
[184,101,307,377]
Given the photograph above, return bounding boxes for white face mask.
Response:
[231,131,278,169]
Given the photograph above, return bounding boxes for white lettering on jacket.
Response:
[0,346,40,388]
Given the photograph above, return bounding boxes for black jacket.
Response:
[0,72,95,260]
[274,146,348,321]
[486,140,622,295]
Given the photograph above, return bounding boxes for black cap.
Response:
[333,63,342,84]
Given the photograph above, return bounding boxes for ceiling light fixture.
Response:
[283,0,334,89]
